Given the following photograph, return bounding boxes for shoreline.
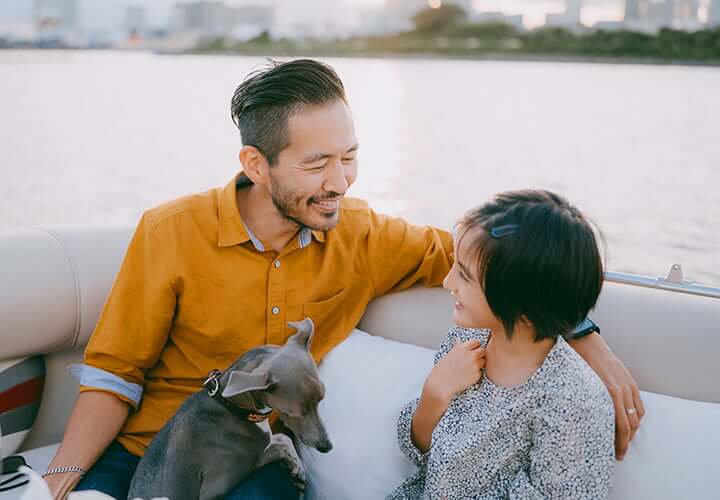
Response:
[2,47,719,68]
[180,48,720,68]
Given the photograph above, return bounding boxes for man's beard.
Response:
[269,176,340,232]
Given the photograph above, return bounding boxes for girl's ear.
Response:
[517,315,533,328]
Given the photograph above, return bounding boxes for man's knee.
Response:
[226,462,300,500]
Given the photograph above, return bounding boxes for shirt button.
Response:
[272,306,280,315]
[274,260,281,268]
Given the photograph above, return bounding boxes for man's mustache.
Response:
[309,193,343,203]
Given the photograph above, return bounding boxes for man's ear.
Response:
[239,145,270,187]
[221,370,272,398]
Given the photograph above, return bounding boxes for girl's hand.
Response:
[424,339,486,404]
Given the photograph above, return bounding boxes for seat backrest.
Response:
[358,281,720,404]
[0,227,134,360]
[1,226,718,453]
[1,226,134,452]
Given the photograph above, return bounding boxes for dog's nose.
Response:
[316,441,333,453]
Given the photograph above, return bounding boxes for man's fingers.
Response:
[624,388,641,445]
[610,386,631,460]
[632,384,646,420]
[615,420,630,460]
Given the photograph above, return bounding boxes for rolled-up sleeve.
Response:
[75,212,177,408]
[69,364,143,407]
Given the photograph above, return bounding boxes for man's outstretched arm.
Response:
[364,210,453,298]
[569,332,646,460]
[43,391,131,499]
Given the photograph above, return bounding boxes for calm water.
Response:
[1,50,718,285]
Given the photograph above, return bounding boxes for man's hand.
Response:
[42,391,131,499]
[569,332,645,460]
[44,472,83,500]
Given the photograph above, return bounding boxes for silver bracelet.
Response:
[42,466,87,478]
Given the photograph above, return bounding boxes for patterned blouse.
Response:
[387,327,615,500]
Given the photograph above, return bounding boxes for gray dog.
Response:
[127,317,332,500]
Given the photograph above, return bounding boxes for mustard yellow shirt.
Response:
[78,174,452,457]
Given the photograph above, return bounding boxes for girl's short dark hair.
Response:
[457,189,604,342]
[230,59,346,166]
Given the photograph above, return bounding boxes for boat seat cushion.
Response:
[0,444,58,499]
[298,329,720,500]
[0,357,46,457]
[7,330,720,499]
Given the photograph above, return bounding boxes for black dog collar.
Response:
[203,369,273,423]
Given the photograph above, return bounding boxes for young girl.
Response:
[388,190,615,499]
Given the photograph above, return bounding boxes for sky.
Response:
[0,0,712,31]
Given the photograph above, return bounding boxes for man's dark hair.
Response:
[230,59,346,166]
[457,189,604,342]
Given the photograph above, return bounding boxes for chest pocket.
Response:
[176,273,251,358]
[302,287,353,353]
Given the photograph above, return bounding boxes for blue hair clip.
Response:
[490,224,519,238]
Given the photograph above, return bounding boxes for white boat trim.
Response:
[605,267,720,299]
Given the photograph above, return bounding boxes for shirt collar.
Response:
[217,172,326,249]
[217,173,252,248]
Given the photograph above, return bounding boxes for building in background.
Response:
[34,0,81,45]
[35,0,76,28]
[646,0,674,27]
[672,0,700,30]
[545,0,584,29]
[168,1,273,40]
[225,4,274,40]
[169,1,225,36]
[125,5,148,38]
[622,0,701,32]
[624,0,644,21]
[709,0,720,27]
[0,0,37,45]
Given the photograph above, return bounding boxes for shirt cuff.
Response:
[397,398,430,467]
[69,364,143,407]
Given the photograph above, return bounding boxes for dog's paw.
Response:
[270,434,306,489]
[291,457,307,483]
[291,462,307,492]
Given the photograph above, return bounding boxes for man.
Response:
[44,59,644,500]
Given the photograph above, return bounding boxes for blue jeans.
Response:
[74,441,300,500]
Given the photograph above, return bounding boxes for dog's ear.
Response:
[221,370,272,398]
[287,317,315,351]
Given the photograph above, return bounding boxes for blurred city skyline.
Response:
[1,0,715,30]
[1,0,718,48]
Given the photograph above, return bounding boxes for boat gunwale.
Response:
[605,271,720,299]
